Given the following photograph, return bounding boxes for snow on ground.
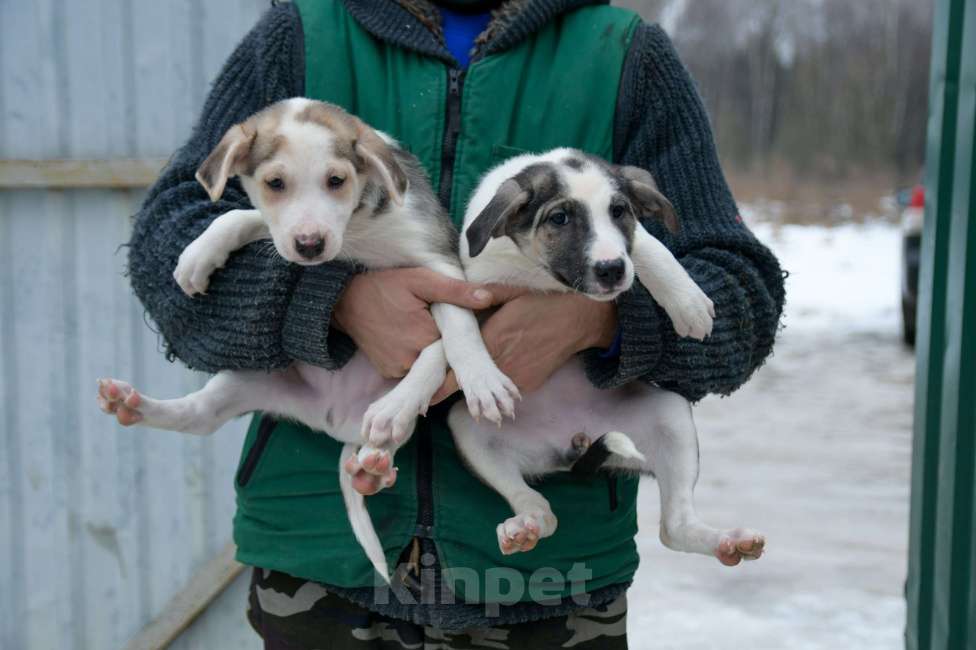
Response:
[628,213,915,649]
[749,218,904,335]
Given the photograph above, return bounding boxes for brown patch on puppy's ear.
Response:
[466,179,530,257]
[352,120,408,206]
[196,122,256,202]
[617,165,679,233]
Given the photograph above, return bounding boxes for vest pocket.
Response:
[236,414,277,487]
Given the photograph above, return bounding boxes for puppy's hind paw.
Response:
[496,510,557,555]
[343,446,398,495]
[714,529,765,566]
[96,378,144,426]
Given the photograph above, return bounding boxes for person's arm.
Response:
[127,3,358,373]
[581,23,786,401]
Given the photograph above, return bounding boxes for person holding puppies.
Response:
[123,0,784,647]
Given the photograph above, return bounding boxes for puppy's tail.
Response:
[339,443,390,583]
[602,431,647,462]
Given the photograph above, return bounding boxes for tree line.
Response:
[620,0,932,184]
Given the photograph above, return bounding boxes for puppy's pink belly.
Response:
[294,353,397,441]
[511,359,655,441]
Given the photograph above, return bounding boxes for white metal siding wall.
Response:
[1,2,271,648]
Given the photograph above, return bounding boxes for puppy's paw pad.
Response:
[349,467,398,495]
[714,529,765,566]
[356,446,394,475]
[496,510,557,555]
[346,447,398,495]
[96,378,144,425]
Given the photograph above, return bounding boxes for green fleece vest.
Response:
[233,0,641,603]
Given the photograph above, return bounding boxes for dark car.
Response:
[900,185,924,346]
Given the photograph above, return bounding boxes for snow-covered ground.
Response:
[628,216,915,649]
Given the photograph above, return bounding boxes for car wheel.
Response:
[902,296,916,347]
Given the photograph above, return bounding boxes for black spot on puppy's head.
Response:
[465,163,562,257]
[530,197,593,291]
[466,161,598,292]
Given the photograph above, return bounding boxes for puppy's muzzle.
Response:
[294,234,326,260]
[593,259,626,289]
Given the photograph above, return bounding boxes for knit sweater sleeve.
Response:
[582,22,785,402]
[127,2,357,373]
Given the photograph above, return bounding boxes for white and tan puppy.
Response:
[448,149,765,566]
[96,98,519,579]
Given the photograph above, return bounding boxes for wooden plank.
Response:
[170,572,261,650]
[0,159,167,189]
[122,542,245,650]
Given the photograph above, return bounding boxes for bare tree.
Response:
[619,0,933,183]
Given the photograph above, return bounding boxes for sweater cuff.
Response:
[282,262,357,369]
[581,281,663,388]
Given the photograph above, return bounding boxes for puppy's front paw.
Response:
[497,509,557,555]
[173,239,228,297]
[662,285,715,341]
[361,386,425,448]
[455,361,520,425]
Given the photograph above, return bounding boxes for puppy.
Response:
[447,149,765,565]
[97,98,518,579]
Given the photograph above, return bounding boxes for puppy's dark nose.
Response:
[294,234,325,260]
[593,259,625,288]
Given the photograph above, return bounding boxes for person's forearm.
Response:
[581,300,618,351]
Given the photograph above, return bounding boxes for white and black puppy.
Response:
[96,98,519,579]
[448,149,765,565]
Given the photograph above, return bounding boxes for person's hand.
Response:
[431,292,617,402]
[333,268,496,378]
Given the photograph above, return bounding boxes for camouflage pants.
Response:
[247,569,628,649]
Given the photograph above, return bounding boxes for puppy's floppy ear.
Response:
[617,165,679,233]
[196,123,256,202]
[465,179,529,257]
[353,121,409,206]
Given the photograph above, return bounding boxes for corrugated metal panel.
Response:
[1,1,271,648]
[906,1,976,648]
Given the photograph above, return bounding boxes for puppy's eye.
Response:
[611,204,626,219]
[327,175,345,189]
[549,210,569,226]
[265,177,285,192]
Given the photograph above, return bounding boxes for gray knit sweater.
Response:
[126,0,784,630]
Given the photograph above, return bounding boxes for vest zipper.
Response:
[437,67,465,210]
[415,423,435,538]
[412,66,466,556]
